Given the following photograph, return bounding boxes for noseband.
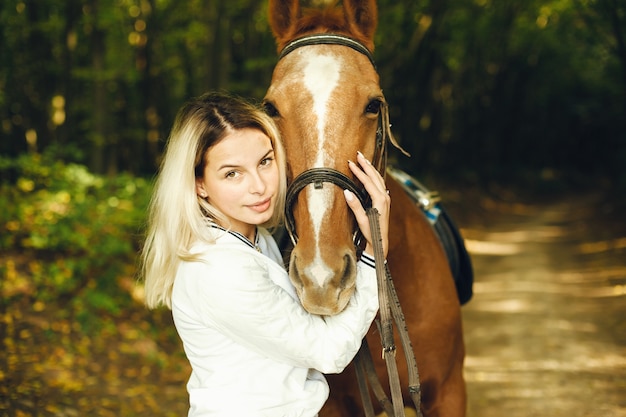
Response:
[285,167,370,245]
[278,34,393,245]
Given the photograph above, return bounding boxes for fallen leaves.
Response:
[1,292,190,416]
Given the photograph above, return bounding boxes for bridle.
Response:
[285,167,370,246]
[277,33,397,246]
[274,34,422,417]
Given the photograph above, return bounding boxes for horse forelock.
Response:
[276,7,374,52]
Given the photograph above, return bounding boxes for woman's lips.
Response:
[248,198,271,213]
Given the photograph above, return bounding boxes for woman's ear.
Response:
[195,179,207,198]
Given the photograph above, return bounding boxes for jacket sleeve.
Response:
[177,247,378,374]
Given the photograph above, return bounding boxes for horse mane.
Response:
[276,5,375,52]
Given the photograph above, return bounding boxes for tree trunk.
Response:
[90,0,107,174]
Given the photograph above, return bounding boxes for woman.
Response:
[141,92,390,416]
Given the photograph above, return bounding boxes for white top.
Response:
[171,225,379,417]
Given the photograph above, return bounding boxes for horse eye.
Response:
[365,99,382,115]
[263,101,280,118]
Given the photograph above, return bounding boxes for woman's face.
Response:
[196,128,279,241]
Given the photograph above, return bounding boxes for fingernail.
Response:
[343,189,354,201]
[347,159,355,166]
[357,151,371,164]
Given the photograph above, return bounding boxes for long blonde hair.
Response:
[140,92,287,309]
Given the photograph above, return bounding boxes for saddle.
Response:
[387,167,473,305]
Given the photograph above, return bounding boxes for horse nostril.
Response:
[339,253,355,290]
[289,254,303,288]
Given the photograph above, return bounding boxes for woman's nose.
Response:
[249,172,266,194]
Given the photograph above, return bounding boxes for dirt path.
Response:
[450,189,626,417]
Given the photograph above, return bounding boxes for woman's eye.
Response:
[365,99,382,115]
[225,171,238,179]
[260,157,274,167]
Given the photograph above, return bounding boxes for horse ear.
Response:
[343,0,378,46]
[268,0,301,48]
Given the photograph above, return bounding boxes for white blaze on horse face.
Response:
[303,52,339,166]
[303,185,334,287]
[302,51,340,287]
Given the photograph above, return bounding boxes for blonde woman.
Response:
[140,92,390,417]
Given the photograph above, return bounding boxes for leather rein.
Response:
[276,34,423,417]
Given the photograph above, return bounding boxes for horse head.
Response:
[264,0,387,315]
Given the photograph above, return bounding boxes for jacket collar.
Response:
[209,222,260,252]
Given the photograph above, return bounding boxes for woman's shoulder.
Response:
[178,244,269,291]
[183,228,284,275]
[189,240,255,262]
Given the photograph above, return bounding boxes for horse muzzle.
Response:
[289,243,358,315]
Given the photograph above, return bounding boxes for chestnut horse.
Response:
[263,1,466,416]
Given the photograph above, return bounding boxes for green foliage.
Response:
[374,0,626,188]
[0,151,152,319]
[0,153,189,417]
[0,0,624,185]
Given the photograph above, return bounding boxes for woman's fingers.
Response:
[351,151,386,193]
[345,152,391,257]
[343,189,371,251]
[348,152,389,210]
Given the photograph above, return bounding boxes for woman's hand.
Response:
[344,151,391,258]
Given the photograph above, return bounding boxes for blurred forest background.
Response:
[2,0,625,182]
[1,0,625,415]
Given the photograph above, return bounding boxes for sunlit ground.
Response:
[457,192,626,417]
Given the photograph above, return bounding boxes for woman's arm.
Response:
[176,248,378,374]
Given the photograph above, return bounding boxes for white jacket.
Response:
[172,225,379,417]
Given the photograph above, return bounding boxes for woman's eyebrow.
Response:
[217,149,274,171]
[259,149,275,160]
